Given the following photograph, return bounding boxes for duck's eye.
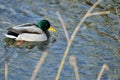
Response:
[45,23,50,28]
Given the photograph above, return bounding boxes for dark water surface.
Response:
[0,0,120,80]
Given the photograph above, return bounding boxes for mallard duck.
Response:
[5,20,56,42]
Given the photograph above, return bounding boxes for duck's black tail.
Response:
[7,31,19,37]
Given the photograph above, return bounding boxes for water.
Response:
[0,0,120,80]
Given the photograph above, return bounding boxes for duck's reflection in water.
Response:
[4,38,56,51]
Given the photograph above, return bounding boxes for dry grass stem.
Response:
[55,0,103,80]
[69,55,80,80]
[5,62,8,80]
[97,64,109,80]
[89,11,110,17]
[55,41,71,80]
[86,0,101,15]
[30,51,48,80]
[56,11,70,43]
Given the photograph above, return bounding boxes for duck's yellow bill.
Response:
[48,26,57,32]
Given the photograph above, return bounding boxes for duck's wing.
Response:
[7,23,43,34]
[16,23,37,27]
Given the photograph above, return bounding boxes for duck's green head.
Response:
[38,20,56,32]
